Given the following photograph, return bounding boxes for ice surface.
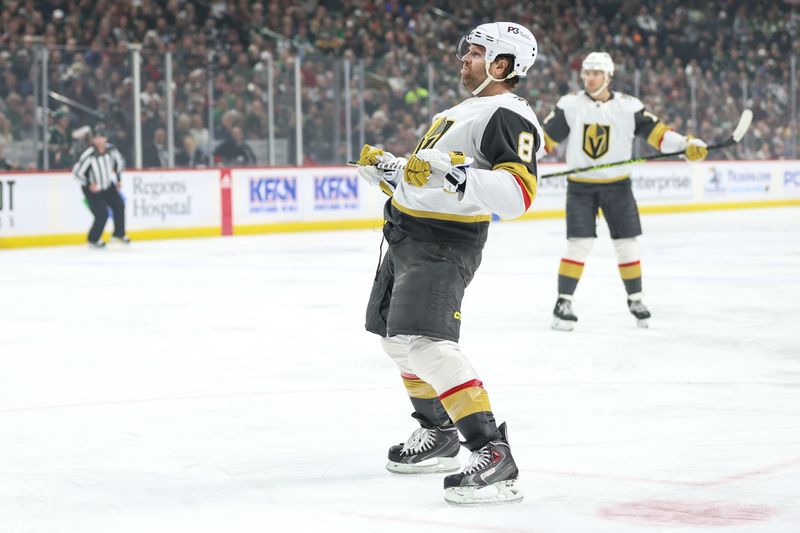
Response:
[1,207,799,532]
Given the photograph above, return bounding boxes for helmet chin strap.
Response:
[471,61,515,96]
[586,73,611,99]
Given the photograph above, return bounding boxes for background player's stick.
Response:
[540,109,753,178]
[347,109,753,179]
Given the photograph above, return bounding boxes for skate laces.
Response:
[462,445,493,475]
[401,427,436,455]
[629,300,647,312]
[557,299,573,315]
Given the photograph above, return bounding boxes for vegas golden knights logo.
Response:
[414,116,455,153]
[582,123,610,159]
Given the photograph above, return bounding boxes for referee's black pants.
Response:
[82,185,126,243]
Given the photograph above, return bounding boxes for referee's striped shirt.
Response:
[73,144,125,190]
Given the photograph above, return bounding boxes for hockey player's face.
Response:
[460,44,487,91]
[582,70,607,93]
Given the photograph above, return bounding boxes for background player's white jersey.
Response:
[543,91,670,183]
[391,92,543,229]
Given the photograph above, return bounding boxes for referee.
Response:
[72,124,130,248]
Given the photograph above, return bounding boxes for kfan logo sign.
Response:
[314,175,359,210]
[249,176,298,213]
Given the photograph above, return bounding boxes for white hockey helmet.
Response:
[456,22,538,78]
[581,52,614,98]
[581,51,615,76]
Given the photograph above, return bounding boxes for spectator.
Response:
[175,133,209,168]
[189,113,209,153]
[142,127,168,168]
[0,114,13,147]
[0,141,19,170]
[0,0,796,168]
[46,107,73,169]
[214,126,256,166]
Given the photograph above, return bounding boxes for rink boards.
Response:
[1,161,799,248]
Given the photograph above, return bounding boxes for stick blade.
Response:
[733,109,753,142]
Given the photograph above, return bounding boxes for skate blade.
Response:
[551,317,576,331]
[444,479,523,506]
[386,456,460,474]
[636,318,650,329]
[106,240,131,251]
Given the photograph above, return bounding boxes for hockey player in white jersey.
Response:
[355,21,542,505]
[543,52,708,330]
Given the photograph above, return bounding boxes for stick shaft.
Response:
[540,139,735,178]
[541,109,751,179]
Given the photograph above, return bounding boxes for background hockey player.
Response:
[543,51,708,330]
[355,21,542,505]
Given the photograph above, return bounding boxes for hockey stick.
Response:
[345,158,406,171]
[540,109,753,178]
[346,109,753,178]
[345,157,474,172]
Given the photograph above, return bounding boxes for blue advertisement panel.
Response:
[232,167,386,227]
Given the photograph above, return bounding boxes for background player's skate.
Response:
[552,296,578,331]
[627,296,651,328]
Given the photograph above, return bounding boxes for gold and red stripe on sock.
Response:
[400,372,438,399]
[618,260,642,280]
[438,379,492,423]
[559,258,585,279]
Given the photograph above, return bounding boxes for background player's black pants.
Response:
[565,178,642,239]
[82,186,126,243]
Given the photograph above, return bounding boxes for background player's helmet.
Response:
[581,52,614,97]
[581,52,615,76]
[457,22,537,78]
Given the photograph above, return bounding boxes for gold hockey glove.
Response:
[404,149,470,188]
[357,144,384,166]
[685,136,708,162]
[355,143,404,190]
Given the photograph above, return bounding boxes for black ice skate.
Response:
[386,413,461,474]
[552,297,577,331]
[443,422,523,505]
[628,298,651,328]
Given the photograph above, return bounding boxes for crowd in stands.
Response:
[0,0,797,170]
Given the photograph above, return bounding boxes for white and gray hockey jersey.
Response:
[387,92,544,247]
[543,91,678,183]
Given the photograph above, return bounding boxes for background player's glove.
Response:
[684,136,708,162]
[356,144,403,187]
[404,149,472,188]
